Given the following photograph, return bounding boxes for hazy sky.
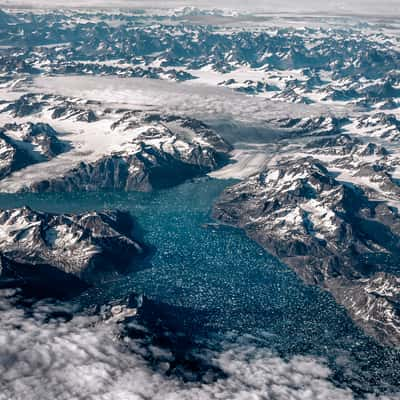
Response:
[0,0,399,16]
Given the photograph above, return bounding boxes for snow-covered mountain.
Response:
[0,93,231,192]
[0,207,145,294]
[0,8,399,108]
[0,6,400,350]
[214,157,400,346]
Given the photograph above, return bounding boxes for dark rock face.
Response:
[0,94,231,193]
[51,103,98,122]
[0,131,36,179]
[0,122,69,181]
[265,116,348,138]
[0,207,145,294]
[327,273,400,348]
[29,141,228,193]
[22,111,231,193]
[3,94,44,117]
[305,134,362,155]
[3,122,68,159]
[213,157,400,347]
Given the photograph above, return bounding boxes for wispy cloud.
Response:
[28,75,348,149]
[31,75,340,139]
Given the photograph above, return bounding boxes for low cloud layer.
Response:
[28,74,351,149]
[31,75,341,145]
[32,75,317,119]
[0,290,399,400]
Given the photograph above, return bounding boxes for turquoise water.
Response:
[1,177,399,395]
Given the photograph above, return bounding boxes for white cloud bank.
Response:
[1,289,398,400]
[31,75,339,128]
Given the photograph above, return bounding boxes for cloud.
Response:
[33,75,315,119]
[0,289,399,400]
[31,75,340,143]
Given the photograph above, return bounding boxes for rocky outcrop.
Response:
[0,131,36,179]
[51,103,98,122]
[0,207,145,294]
[3,122,68,159]
[327,273,400,347]
[3,94,45,118]
[0,95,232,193]
[305,134,362,155]
[24,112,231,193]
[0,122,68,181]
[213,157,400,347]
[266,116,347,137]
[29,143,224,193]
